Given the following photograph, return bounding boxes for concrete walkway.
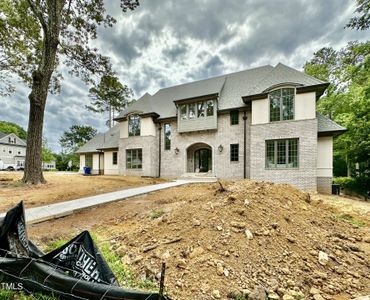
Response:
[1,179,216,224]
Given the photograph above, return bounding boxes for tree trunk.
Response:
[23,87,47,184]
[22,0,64,184]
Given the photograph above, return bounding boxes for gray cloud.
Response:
[0,0,368,152]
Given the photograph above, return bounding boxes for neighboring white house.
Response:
[0,132,27,170]
[77,63,346,193]
[0,131,56,170]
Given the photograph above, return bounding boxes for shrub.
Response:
[333,176,370,195]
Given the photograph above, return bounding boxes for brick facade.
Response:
[159,112,250,178]
[250,118,318,192]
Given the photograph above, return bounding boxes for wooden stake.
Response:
[159,262,166,300]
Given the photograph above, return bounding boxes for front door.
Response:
[194,149,212,172]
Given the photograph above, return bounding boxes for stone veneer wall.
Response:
[160,112,251,178]
[250,118,318,192]
[317,177,332,194]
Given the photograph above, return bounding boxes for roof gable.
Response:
[0,132,27,146]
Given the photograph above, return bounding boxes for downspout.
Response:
[243,111,247,179]
[158,123,162,178]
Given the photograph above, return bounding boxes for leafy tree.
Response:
[304,41,370,176]
[0,0,139,184]
[42,138,55,162]
[87,75,133,128]
[59,125,97,153]
[346,0,370,30]
[0,120,28,139]
[55,152,79,171]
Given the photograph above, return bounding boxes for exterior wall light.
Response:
[218,145,223,152]
[174,147,180,155]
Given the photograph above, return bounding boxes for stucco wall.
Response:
[251,98,269,125]
[103,151,119,175]
[79,154,85,173]
[92,153,100,175]
[295,92,316,120]
[250,118,318,192]
[251,91,316,125]
[317,136,333,177]
[119,117,156,138]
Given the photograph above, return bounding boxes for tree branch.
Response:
[26,0,48,34]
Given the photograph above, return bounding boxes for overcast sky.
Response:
[0,0,368,152]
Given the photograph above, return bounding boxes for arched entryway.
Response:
[186,143,212,173]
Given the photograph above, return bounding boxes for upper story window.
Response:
[269,88,294,122]
[164,124,171,150]
[8,137,16,144]
[230,110,239,125]
[128,115,141,136]
[179,99,216,120]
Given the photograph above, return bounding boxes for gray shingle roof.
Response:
[76,125,119,153]
[317,113,346,134]
[116,63,325,119]
[0,132,8,139]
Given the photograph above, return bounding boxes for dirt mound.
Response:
[100,180,370,300]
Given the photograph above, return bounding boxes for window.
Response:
[8,137,16,144]
[128,115,141,136]
[8,149,12,154]
[180,105,187,120]
[206,101,214,116]
[230,144,239,162]
[230,110,239,125]
[179,100,216,120]
[112,152,118,165]
[197,102,205,117]
[164,124,171,150]
[189,103,196,119]
[126,149,142,169]
[265,138,298,168]
[269,88,294,122]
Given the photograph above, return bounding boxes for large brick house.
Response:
[77,63,345,193]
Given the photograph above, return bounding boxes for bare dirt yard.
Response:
[0,171,165,212]
[23,180,370,300]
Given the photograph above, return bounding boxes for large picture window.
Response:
[164,123,171,150]
[126,148,142,169]
[128,115,141,136]
[266,138,298,168]
[269,88,294,122]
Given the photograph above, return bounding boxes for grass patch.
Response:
[149,209,165,219]
[0,290,57,300]
[97,234,157,290]
[335,213,365,227]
